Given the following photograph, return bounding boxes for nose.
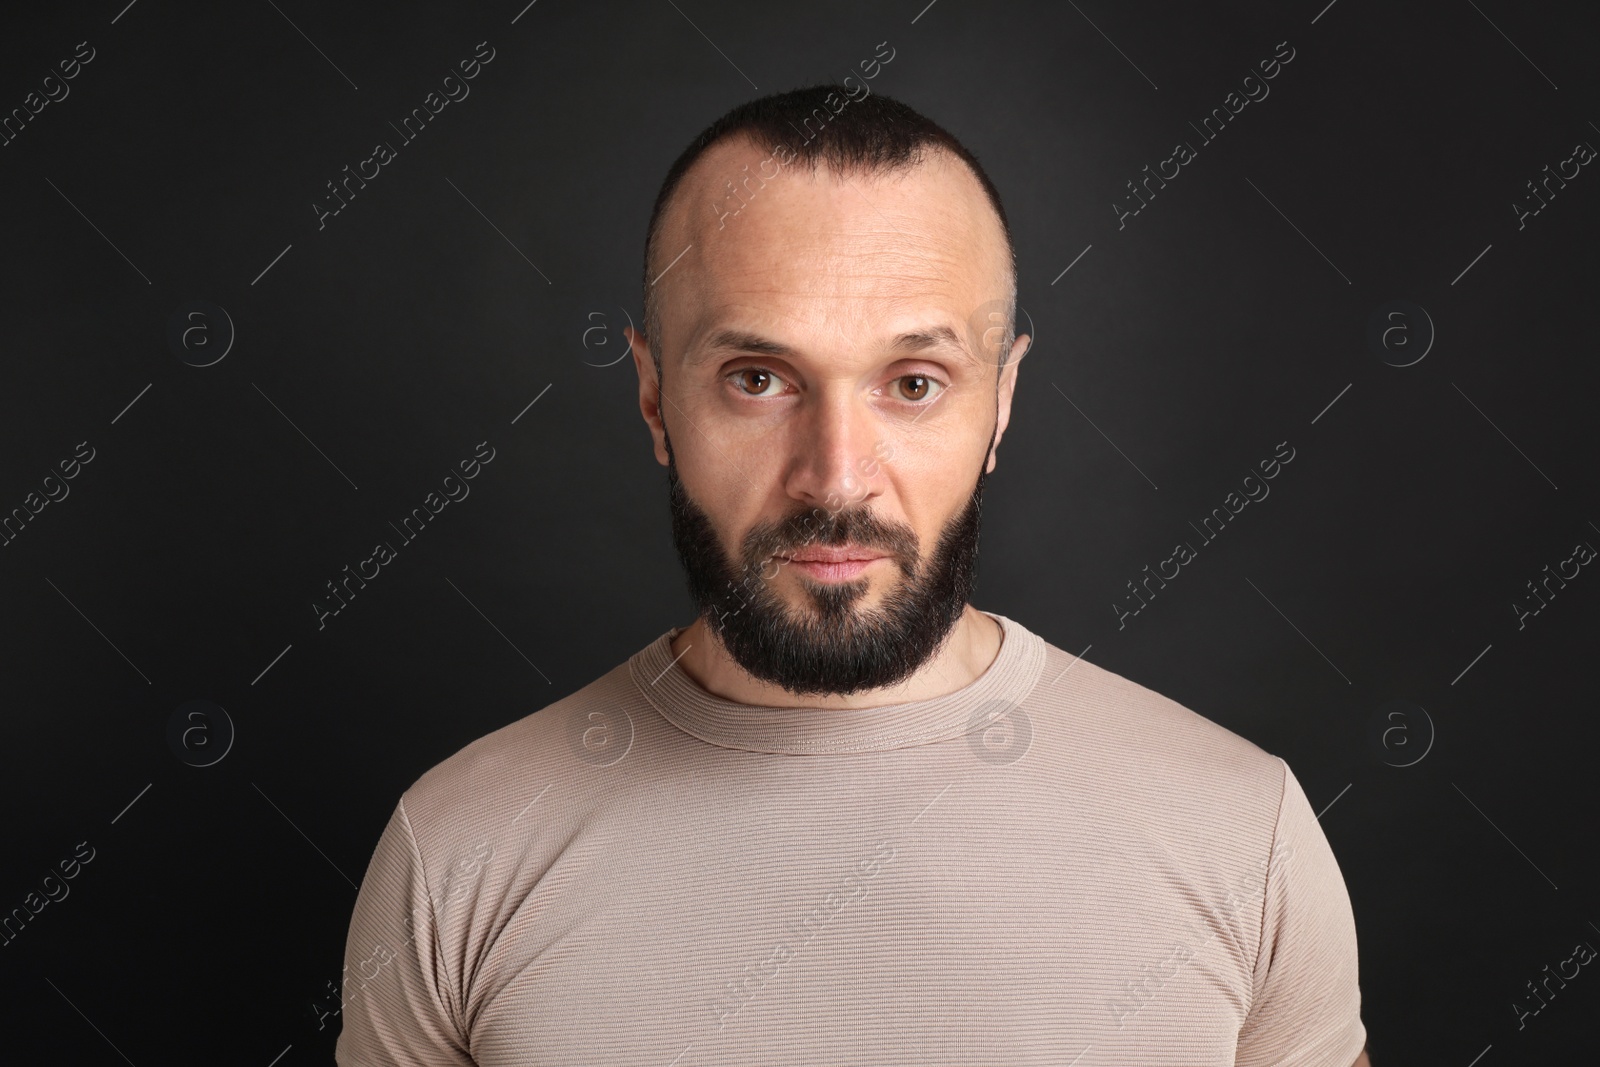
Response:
[782,384,883,520]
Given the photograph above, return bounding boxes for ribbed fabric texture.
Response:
[336,612,1366,1066]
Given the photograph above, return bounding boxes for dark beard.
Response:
[663,428,990,697]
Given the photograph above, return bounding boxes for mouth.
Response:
[777,545,888,583]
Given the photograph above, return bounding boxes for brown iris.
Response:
[898,375,931,401]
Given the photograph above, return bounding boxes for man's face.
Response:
[632,136,1025,697]
[662,424,990,696]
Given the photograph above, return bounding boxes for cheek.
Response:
[889,425,986,491]
[680,458,779,554]
[883,458,979,542]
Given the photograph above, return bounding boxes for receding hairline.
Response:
[647,133,1010,290]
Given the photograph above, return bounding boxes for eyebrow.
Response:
[690,324,982,370]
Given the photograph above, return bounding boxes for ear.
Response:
[986,331,1030,473]
[628,326,670,467]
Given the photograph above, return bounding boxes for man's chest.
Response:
[452,784,1260,1065]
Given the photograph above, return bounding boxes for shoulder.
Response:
[394,654,645,856]
[1027,634,1290,828]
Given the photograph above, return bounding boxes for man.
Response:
[336,84,1371,1065]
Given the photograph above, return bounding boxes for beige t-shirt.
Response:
[335,611,1366,1065]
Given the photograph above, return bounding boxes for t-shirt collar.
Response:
[628,611,1045,755]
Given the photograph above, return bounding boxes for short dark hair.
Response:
[641,83,1016,386]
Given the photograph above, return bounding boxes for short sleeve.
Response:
[1234,758,1367,1067]
[335,797,475,1066]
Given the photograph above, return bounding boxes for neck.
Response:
[667,604,1003,710]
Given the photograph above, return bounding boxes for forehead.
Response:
[656,136,1010,351]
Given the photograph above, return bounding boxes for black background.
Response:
[2,0,1596,1063]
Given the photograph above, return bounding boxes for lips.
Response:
[779,545,887,563]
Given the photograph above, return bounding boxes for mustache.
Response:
[746,504,920,570]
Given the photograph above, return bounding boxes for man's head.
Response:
[628,84,1029,697]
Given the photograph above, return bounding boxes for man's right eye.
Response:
[730,367,786,397]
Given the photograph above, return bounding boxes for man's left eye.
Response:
[894,375,944,402]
